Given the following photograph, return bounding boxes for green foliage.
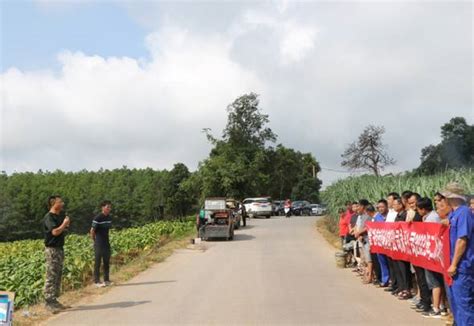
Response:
[0,167,197,241]
[199,93,322,201]
[416,117,474,175]
[321,169,474,233]
[0,220,193,307]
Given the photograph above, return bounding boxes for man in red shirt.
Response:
[339,201,353,246]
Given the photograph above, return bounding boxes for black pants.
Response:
[394,260,412,291]
[387,257,398,290]
[371,253,381,283]
[414,265,432,308]
[94,246,111,283]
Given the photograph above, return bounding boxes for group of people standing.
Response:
[338,182,473,326]
[43,196,113,314]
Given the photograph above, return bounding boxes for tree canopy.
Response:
[1,93,322,242]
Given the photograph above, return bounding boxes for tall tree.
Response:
[341,125,395,176]
[416,117,474,175]
[200,93,278,199]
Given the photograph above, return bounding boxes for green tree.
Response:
[417,117,474,175]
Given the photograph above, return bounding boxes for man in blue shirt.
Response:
[441,183,474,326]
[374,199,390,287]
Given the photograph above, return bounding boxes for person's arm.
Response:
[448,237,467,276]
[51,216,70,236]
[90,227,96,241]
[447,210,471,276]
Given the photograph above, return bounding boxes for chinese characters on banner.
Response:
[367,221,452,285]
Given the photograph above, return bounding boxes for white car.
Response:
[243,197,273,218]
[310,204,327,216]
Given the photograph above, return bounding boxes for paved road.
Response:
[48,216,442,325]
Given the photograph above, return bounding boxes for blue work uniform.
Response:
[448,205,474,326]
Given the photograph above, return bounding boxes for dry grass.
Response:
[316,216,342,249]
[13,230,195,326]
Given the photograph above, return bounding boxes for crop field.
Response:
[0,220,194,307]
[321,169,474,233]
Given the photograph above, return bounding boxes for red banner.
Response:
[367,221,451,285]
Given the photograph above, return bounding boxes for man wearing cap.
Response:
[442,182,474,326]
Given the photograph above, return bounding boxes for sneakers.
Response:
[422,310,441,318]
[95,282,106,288]
[104,281,114,286]
[416,306,431,313]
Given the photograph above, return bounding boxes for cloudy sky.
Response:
[1,1,472,187]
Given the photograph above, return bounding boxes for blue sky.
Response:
[2,1,147,71]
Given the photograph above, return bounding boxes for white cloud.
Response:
[0,25,264,173]
[1,1,472,188]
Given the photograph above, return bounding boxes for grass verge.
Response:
[13,229,195,326]
[316,216,341,249]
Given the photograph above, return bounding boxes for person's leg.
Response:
[44,248,57,304]
[94,247,102,284]
[387,257,398,290]
[377,254,390,285]
[55,249,64,299]
[371,253,381,283]
[103,247,111,282]
[414,266,431,310]
[394,260,405,291]
[425,270,440,311]
[450,273,474,326]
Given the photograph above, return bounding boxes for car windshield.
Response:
[256,199,270,203]
[243,199,255,204]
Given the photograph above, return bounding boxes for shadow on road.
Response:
[69,300,151,311]
[115,280,176,287]
[233,234,255,241]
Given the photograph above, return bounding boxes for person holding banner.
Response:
[416,197,447,318]
[393,197,413,300]
[441,183,474,326]
[354,199,372,284]
[384,192,400,295]
[374,199,390,287]
[408,193,432,314]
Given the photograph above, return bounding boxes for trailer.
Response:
[199,198,235,241]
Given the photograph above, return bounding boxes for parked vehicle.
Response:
[273,200,285,216]
[310,204,323,216]
[199,198,235,240]
[243,197,273,218]
[291,200,312,216]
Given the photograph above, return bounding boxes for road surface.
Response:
[48,216,442,325]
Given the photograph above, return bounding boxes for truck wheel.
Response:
[266,215,271,219]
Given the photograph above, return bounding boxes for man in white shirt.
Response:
[385,192,400,223]
[383,192,400,294]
